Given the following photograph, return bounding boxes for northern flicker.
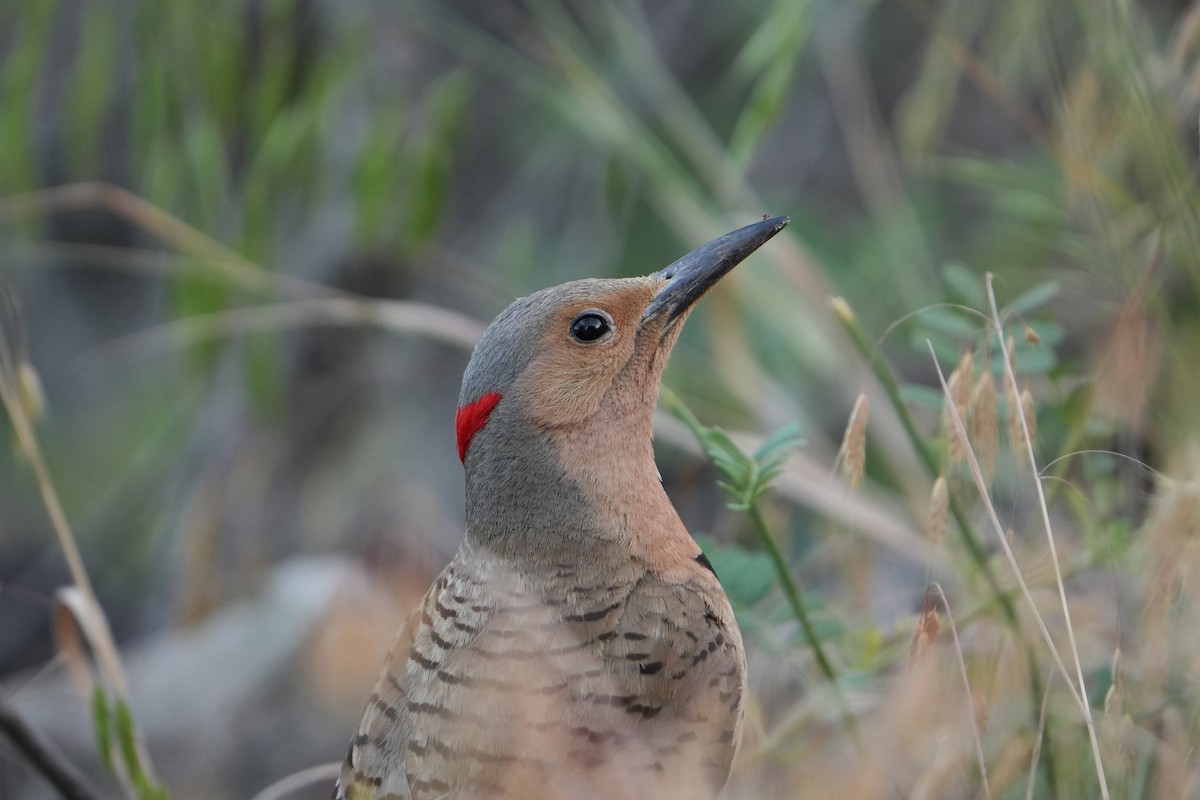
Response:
[337,216,790,800]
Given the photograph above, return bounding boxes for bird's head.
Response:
[456,215,789,463]
[454,216,788,551]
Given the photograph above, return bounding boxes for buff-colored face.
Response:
[513,276,682,429]
[455,216,789,465]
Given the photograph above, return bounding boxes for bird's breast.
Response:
[378,547,746,800]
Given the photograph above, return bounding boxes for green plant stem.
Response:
[745,502,859,742]
[835,305,989,564]
[835,303,1023,607]
[832,301,1058,793]
[746,503,836,683]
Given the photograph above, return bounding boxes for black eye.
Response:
[569,311,612,343]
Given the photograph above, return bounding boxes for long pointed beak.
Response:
[641,215,790,327]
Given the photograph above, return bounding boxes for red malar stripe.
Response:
[455,392,502,463]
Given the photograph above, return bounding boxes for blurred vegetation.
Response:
[3,0,1200,798]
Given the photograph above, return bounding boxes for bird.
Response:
[336,215,790,800]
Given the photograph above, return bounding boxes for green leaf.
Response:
[990,343,1056,376]
[116,700,140,783]
[665,392,802,510]
[353,105,406,243]
[754,423,805,464]
[182,113,230,230]
[0,2,54,195]
[116,700,170,800]
[67,3,116,174]
[900,383,947,410]
[918,305,981,339]
[602,152,635,218]
[941,261,982,305]
[245,333,284,414]
[695,541,776,608]
[1087,662,1114,710]
[1010,280,1061,314]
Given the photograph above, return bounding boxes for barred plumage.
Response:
[335,217,787,800]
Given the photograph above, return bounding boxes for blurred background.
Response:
[2,0,1200,798]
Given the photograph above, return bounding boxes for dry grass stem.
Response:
[837,392,869,489]
[1019,388,1036,450]
[933,338,1115,795]
[1007,398,1025,455]
[249,762,343,800]
[927,475,949,546]
[99,297,487,362]
[929,583,991,799]
[15,361,44,422]
[1003,333,1019,451]
[954,351,975,411]
[973,691,990,733]
[928,341,1088,714]
[942,351,974,466]
[0,324,103,659]
[1007,384,1038,458]
[0,298,159,790]
[0,182,331,299]
[1103,649,1122,719]
[985,274,1109,799]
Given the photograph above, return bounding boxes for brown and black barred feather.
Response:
[336,540,744,800]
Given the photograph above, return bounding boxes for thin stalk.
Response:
[929,583,991,799]
[832,298,1058,792]
[987,275,1109,799]
[833,299,989,565]
[745,502,859,744]
[746,502,837,685]
[0,700,103,800]
[663,390,857,739]
[0,287,162,796]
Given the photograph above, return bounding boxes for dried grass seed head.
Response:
[839,392,869,489]
[928,475,949,546]
[969,369,998,480]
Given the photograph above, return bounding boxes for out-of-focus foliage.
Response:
[3,0,1200,798]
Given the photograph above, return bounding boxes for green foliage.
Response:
[728,0,810,164]
[664,389,850,713]
[665,390,804,511]
[67,4,116,175]
[0,3,53,198]
[89,689,170,800]
[694,537,776,608]
[409,71,473,247]
[117,700,169,800]
[90,686,113,772]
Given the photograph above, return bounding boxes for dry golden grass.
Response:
[927,474,949,546]
[970,368,998,481]
[942,351,974,467]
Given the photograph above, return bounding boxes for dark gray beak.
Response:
[641,215,790,327]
